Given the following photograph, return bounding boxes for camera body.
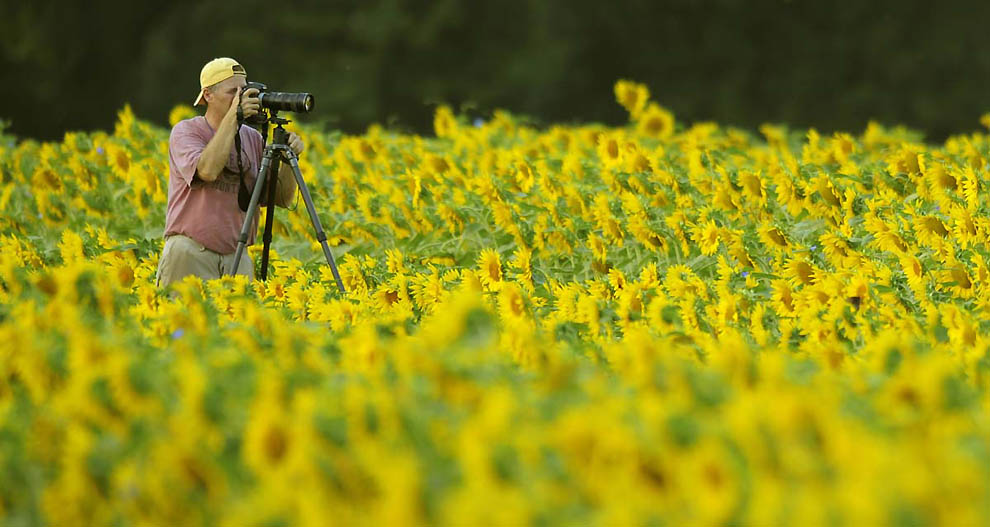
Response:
[240,81,314,125]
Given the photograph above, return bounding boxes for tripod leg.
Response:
[285,155,346,293]
[259,154,282,281]
[231,148,275,276]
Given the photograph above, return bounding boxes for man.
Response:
[157,57,304,288]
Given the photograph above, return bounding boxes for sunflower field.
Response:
[2,80,990,526]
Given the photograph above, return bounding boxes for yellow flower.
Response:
[758,224,789,250]
[114,104,137,138]
[509,245,534,288]
[385,248,406,274]
[692,220,720,256]
[900,254,926,295]
[782,258,818,287]
[587,232,607,263]
[914,215,949,246]
[596,133,624,169]
[168,104,197,127]
[497,281,527,321]
[820,232,857,268]
[337,256,368,294]
[665,264,705,299]
[242,379,307,480]
[738,170,765,204]
[58,229,86,264]
[636,103,675,139]
[409,271,448,312]
[433,105,458,138]
[614,79,650,119]
[950,206,979,248]
[677,438,740,525]
[943,265,975,299]
[476,248,502,289]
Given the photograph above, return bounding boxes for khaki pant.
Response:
[156,235,254,289]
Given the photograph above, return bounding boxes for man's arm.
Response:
[196,87,260,182]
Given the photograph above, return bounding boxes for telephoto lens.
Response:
[260,91,314,113]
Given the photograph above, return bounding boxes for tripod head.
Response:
[269,114,292,145]
[240,109,294,149]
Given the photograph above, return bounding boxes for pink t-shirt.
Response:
[164,116,264,254]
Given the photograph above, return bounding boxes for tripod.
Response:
[229,113,346,293]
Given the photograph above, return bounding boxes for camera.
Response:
[240,81,314,125]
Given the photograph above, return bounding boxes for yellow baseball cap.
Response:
[193,57,247,106]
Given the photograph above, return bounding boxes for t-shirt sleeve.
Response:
[169,121,207,187]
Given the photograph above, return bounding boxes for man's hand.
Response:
[228,86,261,121]
[288,132,304,157]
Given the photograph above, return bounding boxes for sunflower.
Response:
[971,253,990,287]
[886,145,923,175]
[728,239,755,269]
[738,170,766,204]
[845,275,870,308]
[665,264,705,299]
[814,176,842,208]
[372,286,403,312]
[758,224,790,250]
[509,245,533,286]
[477,248,502,288]
[410,272,448,312]
[433,105,458,138]
[636,103,675,139]
[497,281,527,321]
[712,183,740,214]
[960,165,980,210]
[677,439,739,526]
[925,163,958,193]
[337,257,368,295]
[58,229,86,265]
[782,258,817,287]
[871,230,908,254]
[514,161,536,193]
[423,153,449,175]
[899,254,926,296]
[385,248,406,274]
[692,220,721,256]
[914,215,949,246]
[828,132,857,164]
[613,79,650,119]
[944,265,975,299]
[627,213,666,251]
[819,232,856,268]
[168,104,196,127]
[775,177,808,217]
[243,380,300,479]
[638,263,661,290]
[587,233,607,263]
[950,206,979,248]
[576,293,602,336]
[114,103,137,138]
[596,133,624,170]
[749,303,770,346]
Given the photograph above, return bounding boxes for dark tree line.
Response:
[4,0,990,141]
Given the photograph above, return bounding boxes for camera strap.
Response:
[234,125,252,213]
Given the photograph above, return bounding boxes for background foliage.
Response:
[4,0,990,141]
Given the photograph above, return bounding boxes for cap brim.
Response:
[194,90,205,106]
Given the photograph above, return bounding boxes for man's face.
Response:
[206,75,247,110]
